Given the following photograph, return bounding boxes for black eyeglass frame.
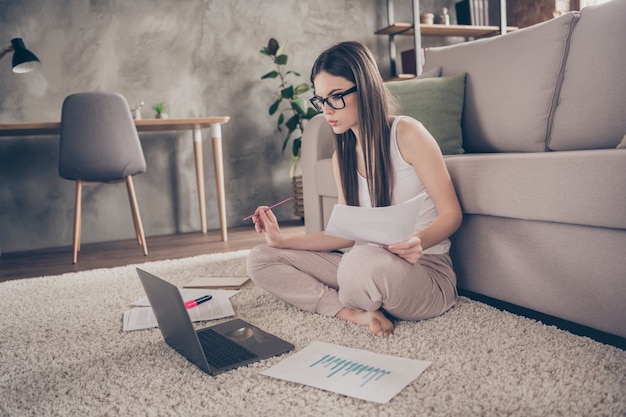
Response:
[309,86,358,112]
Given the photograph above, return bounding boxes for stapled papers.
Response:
[123,288,238,331]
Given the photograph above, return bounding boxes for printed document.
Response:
[261,341,431,404]
[123,288,238,331]
[324,193,426,245]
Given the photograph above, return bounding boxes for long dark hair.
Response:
[310,41,397,207]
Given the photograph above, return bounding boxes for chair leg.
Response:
[128,185,142,246]
[125,176,148,256]
[73,180,83,264]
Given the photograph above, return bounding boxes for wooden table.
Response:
[0,116,231,241]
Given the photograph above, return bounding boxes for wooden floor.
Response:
[0,221,305,282]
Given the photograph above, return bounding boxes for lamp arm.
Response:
[0,45,14,61]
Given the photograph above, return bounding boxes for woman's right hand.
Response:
[252,206,284,247]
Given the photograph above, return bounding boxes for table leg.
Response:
[193,127,207,234]
[211,123,228,241]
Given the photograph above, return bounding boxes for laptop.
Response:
[136,268,294,375]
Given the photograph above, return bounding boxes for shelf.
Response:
[375,23,518,38]
[377,0,513,78]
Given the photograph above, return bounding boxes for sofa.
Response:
[301,0,626,339]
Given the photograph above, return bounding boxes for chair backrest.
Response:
[59,92,146,182]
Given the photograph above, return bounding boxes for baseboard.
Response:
[458,289,625,350]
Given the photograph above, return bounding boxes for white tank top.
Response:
[357,116,451,254]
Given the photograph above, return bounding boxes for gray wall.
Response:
[0,0,454,254]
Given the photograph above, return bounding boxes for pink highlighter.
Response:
[184,295,212,309]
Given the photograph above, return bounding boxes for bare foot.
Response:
[336,308,395,337]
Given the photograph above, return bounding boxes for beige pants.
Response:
[246,244,458,321]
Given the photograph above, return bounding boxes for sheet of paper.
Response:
[261,341,431,404]
[122,297,236,331]
[324,193,426,245]
[130,288,239,307]
[183,276,250,289]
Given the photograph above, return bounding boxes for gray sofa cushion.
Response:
[444,149,626,230]
[424,12,578,153]
[548,0,626,151]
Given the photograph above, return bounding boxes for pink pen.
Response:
[243,197,293,221]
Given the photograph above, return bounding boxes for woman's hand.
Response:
[385,235,423,264]
[252,207,284,247]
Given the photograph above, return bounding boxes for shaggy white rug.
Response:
[1,250,624,417]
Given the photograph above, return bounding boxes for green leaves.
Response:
[294,83,309,95]
[260,38,320,172]
[261,70,279,79]
[269,98,281,115]
[285,114,300,131]
[290,98,308,116]
[281,85,294,99]
[306,107,319,118]
[152,102,165,114]
[274,54,288,65]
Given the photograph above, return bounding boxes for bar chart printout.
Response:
[261,341,431,404]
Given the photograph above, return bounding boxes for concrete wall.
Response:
[0,0,453,254]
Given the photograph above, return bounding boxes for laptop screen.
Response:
[136,268,212,372]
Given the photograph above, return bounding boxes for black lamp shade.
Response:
[11,38,41,73]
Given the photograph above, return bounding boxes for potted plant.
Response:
[152,102,167,119]
[260,38,320,218]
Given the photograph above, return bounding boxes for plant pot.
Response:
[291,175,305,219]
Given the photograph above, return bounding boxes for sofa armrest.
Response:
[302,114,335,234]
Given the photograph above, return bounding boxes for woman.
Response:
[246,41,462,337]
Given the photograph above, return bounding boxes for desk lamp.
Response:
[0,38,41,73]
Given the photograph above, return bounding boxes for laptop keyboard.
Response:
[197,328,257,369]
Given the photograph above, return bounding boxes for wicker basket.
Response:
[291,175,305,219]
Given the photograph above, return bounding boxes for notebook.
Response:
[136,268,294,376]
[183,276,250,289]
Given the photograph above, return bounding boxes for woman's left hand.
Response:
[385,235,423,264]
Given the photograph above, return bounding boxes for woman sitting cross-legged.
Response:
[246,41,462,337]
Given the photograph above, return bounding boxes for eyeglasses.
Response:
[309,86,357,112]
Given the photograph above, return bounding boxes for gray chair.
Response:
[58,92,148,263]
